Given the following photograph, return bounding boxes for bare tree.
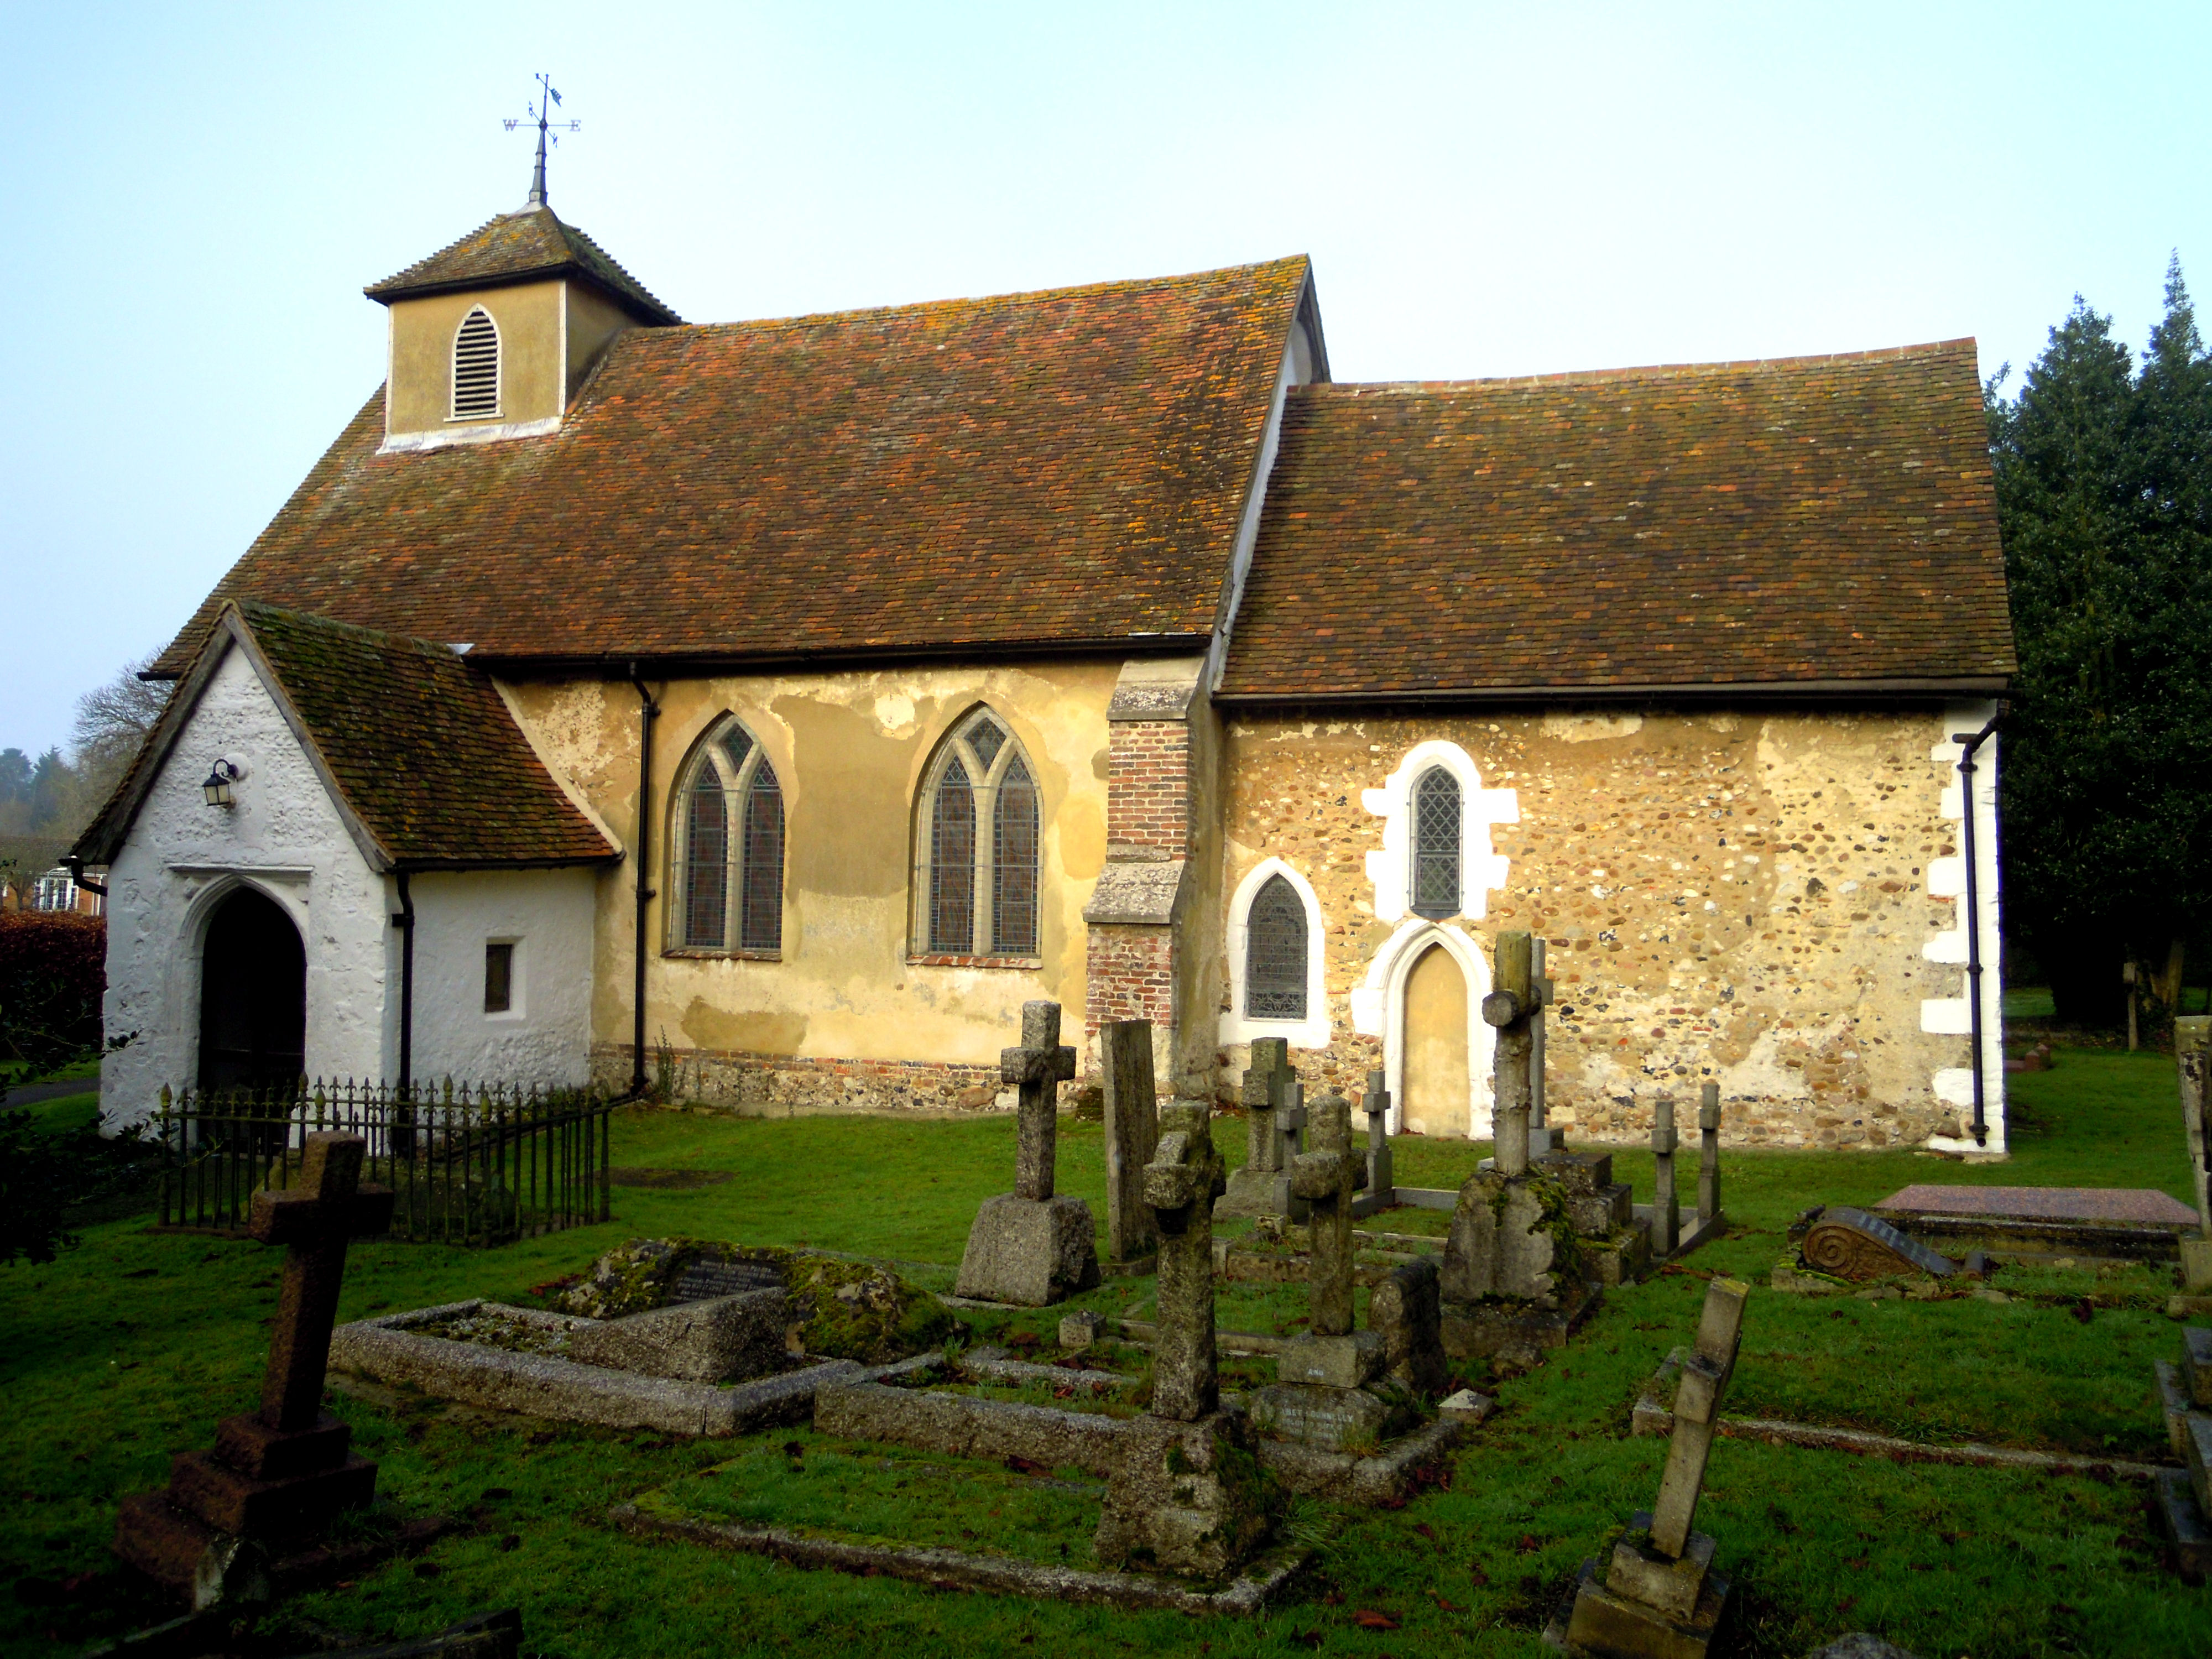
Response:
[72,655,170,777]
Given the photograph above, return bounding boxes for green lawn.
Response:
[3,1052,2208,1657]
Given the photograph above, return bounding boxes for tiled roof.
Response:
[1218,341,2015,700]
[156,257,1313,675]
[81,604,614,870]
[365,205,683,325]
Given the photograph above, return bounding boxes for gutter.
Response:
[628,670,661,1095]
[1950,712,2004,1146]
[61,857,108,898]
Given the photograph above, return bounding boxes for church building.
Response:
[75,180,2016,1154]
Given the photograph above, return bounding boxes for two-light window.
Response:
[917,707,1039,958]
[675,721,785,953]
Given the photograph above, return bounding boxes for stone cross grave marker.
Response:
[1099,1019,1160,1266]
[1528,937,1558,1158]
[1698,1081,1724,1230]
[1480,930,1536,1177]
[1362,1067,1394,1208]
[1560,1275,1749,1657]
[115,1132,394,1604]
[1650,1096,1680,1257]
[1220,1037,1301,1219]
[1010,999,1078,1201]
[954,1001,1098,1305]
[2177,1018,2212,1291]
[1141,1101,1228,1421]
[1288,1088,1363,1340]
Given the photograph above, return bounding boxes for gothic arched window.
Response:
[1244,873,1308,1020]
[451,306,501,419]
[674,719,784,953]
[1410,765,1462,919]
[919,707,1040,958]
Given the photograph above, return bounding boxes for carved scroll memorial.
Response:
[1799,1206,1957,1282]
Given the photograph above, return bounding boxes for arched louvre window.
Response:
[919,708,1042,957]
[674,719,784,954]
[1244,873,1307,1020]
[451,306,500,419]
[1410,766,1462,919]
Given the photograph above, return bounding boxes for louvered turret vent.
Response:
[451,307,501,419]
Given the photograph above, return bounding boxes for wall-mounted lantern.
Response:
[202,759,242,808]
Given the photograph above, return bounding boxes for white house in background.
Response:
[74,602,617,1125]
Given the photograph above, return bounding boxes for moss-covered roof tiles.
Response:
[1218,341,2015,700]
[365,205,682,325]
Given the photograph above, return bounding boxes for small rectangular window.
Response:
[484,942,514,1013]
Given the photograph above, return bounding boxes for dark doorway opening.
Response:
[197,886,306,1094]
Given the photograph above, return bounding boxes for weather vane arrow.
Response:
[505,74,580,209]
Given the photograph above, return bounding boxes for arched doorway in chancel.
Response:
[1400,941,1470,1139]
[197,886,306,1092]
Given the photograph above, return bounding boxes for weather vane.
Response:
[505,74,580,209]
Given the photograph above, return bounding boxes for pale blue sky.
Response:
[3,2,2206,755]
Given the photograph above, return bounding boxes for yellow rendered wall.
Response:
[385,280,565,437]
[500,663,1117,1108]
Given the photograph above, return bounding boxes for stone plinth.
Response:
[1554,1543,1729,1659]
[1441,1169,1576,1304]
[1369,1256,1449,1397]
[1094,1410,1278,1580]
[1249,1383,1390,1454]
[1275,1331,1385,1389]
[954,1193,1100,1306]
[566,1286,786,1381]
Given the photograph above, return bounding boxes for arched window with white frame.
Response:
[451,305,501,420]
[1220,858,1329,1048]
[916,706,1040,958]
[671,717,784,954]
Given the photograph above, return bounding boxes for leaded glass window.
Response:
[672,717,784,954]
[918,707,1043,958]
[1411,766,1462,919]
[1244,873,1307,1020]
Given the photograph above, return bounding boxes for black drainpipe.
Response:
[628,671,661,1094]
[392,870,416,1094]
[62,857,108,898]
[1951,712,2002,1146]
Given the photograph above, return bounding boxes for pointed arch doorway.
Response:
[197,887,306,1093]
[1400,941,1470,1138]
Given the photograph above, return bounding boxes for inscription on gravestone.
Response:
[672,1259,785,1303]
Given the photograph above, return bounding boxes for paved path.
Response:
[3,1076,99,1107]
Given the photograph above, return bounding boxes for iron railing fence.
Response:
[154,1077,612,1246]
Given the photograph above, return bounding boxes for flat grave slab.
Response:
[1876,1185,2200,1225]
[1871,1184,2200,1261]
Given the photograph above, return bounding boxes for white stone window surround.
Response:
[1920,698,2006,1155]
[1360,740,1519,925]
[1220,857,1330,1050]
[1349,918,1497,1139]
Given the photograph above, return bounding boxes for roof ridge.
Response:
[658,253,1311,339]
[1306,338,1978,395]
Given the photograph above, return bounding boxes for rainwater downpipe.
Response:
[628,671,661,1095]
[62,857,108,898]
[1951,713,2002,1146]
[392,870,415,1094]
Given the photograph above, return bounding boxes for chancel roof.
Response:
[156,257,1316,677]
[364,204,682,325]
[80,604,614,871]
[1218,341,2015,700]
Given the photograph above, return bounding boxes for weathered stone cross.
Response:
[1240,1036,1290,1182]
[1141,1102,1228,1421]
[1362,1066,1394,1207]
[2177,1018,2212,1291]
[251,1131,397,1432]
[1005,1000,1078,1201]
[1480,930,1536,1176]
[1651,1095,1681,1258]
[1650,1275,1749,1557]
[1288,1088,1363,1339]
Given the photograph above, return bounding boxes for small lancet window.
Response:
[1410,766,1462,919]
[451,306,500,420]
[917,707,1041,958]
[674,717,784,954]
[1244,873,1308,1020]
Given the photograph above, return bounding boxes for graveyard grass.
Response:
[5,1049,2210,1657]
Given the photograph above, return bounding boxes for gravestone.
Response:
[1697,1082,1725,1235]
[1368,1256,1449,1397]
[1099,1019,1161,1269]
[1558,1276,1748,1658]
[1439,931,1593,1358]
[1649,1097,1680,1258]
[671,1259,784,1302]
[1265,1090,1384,1408]
[1097,1099,1276,1579]
[2177,1018,2212,1291]
[1355,1067,1396,1216]
[1797,1206,1958,1281]
[954,1002,1099,1306]
[1219,1037,1304,1219]
[115,1132,394,1607]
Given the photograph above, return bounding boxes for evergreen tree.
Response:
[1993,262,2212,1021]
